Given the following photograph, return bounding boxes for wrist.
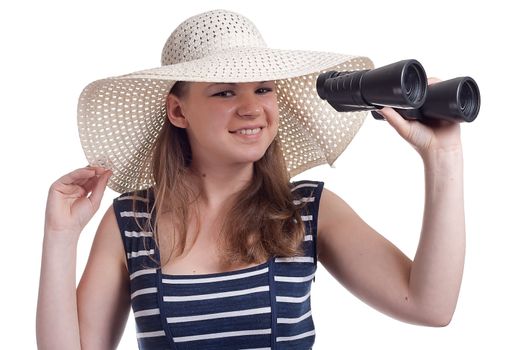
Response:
[421,148,464,190]
[421,146,463,167]
[43,228,81,248]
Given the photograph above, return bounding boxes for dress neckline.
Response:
[160,256,272,279]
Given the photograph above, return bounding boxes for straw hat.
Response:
[77,9,374,193]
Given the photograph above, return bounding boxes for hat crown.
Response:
[161,9,267,66]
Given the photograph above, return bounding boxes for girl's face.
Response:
[168,81,279,170]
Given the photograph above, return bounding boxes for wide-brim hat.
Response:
[77,9,374,193]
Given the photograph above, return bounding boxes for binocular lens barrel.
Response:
[415,76,481,123]
[317,59,428,110]
[316,59,481,123]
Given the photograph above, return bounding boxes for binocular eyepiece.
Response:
[316,59,480,123]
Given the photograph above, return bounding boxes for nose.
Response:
[236,93,262,118]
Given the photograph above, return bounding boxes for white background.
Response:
[1,0,523,348]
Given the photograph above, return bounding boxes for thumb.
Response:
[88,170,112,211]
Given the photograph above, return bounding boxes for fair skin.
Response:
[37,79,465,349]
[159,81,280,273]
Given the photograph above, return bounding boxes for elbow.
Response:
[407,293,459,327]
[425,316,452,328]
[417,309,455,327]
[391,304,455,327]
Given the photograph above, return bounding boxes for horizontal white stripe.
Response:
[304,234,313,241]
[163,267,268,285]
[239,348,271,350]
[136,330,165,338]
[301,215,313,221]
[127,249,155,259]
[276,291,311,303]
[274,256,314,263]
[130,268,157,280]
[275,272,315,283]
[291,183,318,192]
[124,230,153,237]
[277,310,312,324]
[173,328,271,343]
[134,308,160,318]
[131,287,157,300]
[167,306,271,323]
[276,329,315,342]
[164,285,269,302]
[292,197,315,205]
[120,211,151,218]
[118,195,149,202]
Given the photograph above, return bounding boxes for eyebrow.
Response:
[208,81,269,87]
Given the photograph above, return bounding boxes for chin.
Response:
[235,150,268,165]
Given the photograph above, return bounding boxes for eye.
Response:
[256,87,274,95]
[213,90,235,97]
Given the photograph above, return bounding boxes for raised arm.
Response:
[36,167,130,349]
[317,78,466,326]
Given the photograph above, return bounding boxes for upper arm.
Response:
[77,204,130,350]
[317,187,419,323]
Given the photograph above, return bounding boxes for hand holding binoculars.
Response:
[316,59,480,123]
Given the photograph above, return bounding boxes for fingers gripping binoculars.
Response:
[316,59,480,123]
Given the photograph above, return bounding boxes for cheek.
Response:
[270,106,280,130]
[265,99,279,123]
[189,108,227,133]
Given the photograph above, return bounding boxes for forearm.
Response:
[36,233,82,350]
[408,147,466,326]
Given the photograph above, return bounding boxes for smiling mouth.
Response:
[229,127,262,135]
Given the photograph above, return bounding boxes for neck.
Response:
[190,161,255,209]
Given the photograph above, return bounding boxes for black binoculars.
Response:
[316,59,480,123]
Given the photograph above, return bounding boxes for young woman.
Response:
[36,9,465,350]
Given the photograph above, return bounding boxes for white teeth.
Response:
[237,128,261,135]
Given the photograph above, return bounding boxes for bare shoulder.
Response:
[96,203,126,260]
[317,187,360,254]
[98,203,123,245]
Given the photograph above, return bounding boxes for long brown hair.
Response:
[134,81,306,268]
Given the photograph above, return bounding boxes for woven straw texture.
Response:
[77,9,374,193]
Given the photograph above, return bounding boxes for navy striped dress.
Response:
[113,180,324,350]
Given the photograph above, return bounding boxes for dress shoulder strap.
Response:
[112,188,159,274]
[291,180,324,268]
